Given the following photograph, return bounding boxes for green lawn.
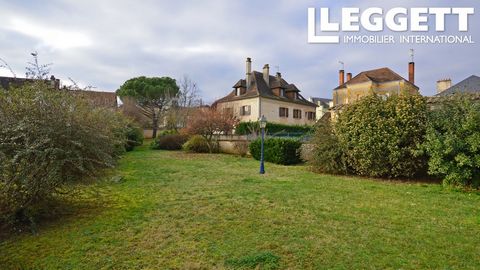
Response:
[1,145,480,269]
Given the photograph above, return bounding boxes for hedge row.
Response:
[310,93,480,189]
[249,137,302,165]
[235,122,313,135]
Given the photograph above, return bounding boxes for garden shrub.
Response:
[124,122,144,151]
[249,137,303,165]
[157,129,178,137]
[309,121,349,174]
[235,122,313,136]
[183,135,214,153]
[0,82,128,226]
[423,95,480,188]
[151,134,189,150]
[334,94,428,178]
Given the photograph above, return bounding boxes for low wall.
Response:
[215,135,252,155]
[143,129,154,139]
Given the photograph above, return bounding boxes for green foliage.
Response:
[116,76,179,103]
[124,123,144,151]
[334,94,428,178]
[235,122,313,136]
[225,251,280,270]
[309,121,348,174]
[423,95,480,188]
[151,134,189,150]
[183,135,213,153]
[157,129,179,137]
[0,82,127,226]
[116,76,180,138]
[249,137,303,165]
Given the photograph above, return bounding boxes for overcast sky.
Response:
[0,0,478,103]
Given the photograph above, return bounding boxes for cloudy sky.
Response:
[0,0,478,103]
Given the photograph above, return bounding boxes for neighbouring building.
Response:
[213,58,318,125]
[0,75,117,108]
[332,61,419,107]
[308,97,333,120]
[435,75,480,96]
[69,89,118,108]
[0,75,60,90]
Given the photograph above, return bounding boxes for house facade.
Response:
[308,97,333,120]
[332,62,419,107]
[213,58,317,125]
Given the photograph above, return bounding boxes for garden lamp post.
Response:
[259,115,267,174]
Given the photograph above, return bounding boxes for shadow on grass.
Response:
[0,190,110,241]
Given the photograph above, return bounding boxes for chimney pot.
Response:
[346,73,352,82]
[246,57,252,88]
[436,78,452,94]
[339,70,345,86]
[408,62,415,84]
[263,64,270,86]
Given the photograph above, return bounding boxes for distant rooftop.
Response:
[436,75,480,96]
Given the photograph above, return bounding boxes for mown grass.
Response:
[1,144,480,269]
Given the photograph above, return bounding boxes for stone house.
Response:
[213,58,317,125]
[332,61,419,107]
[308,97,333,120]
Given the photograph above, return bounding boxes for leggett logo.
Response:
[308,7,475,44]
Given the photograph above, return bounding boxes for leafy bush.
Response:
[423,95,480,188]
[0,82,128,226]
[309,121,349,174]
[183,135,214,153]
[124,122,144,151]
[151,134,189,150]
[236,122,313,135]
[334,94,428,178]
[249,137,303,165]
[157,129,178,137]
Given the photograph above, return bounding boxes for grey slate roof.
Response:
[310,97,332,107]
[436,75,480,96]
[214,71,317,107]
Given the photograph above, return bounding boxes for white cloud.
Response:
[3,17,92,50]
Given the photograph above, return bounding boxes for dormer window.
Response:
[236,88,241,96]
[280,89,285,97]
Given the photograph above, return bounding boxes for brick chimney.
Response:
[436,78,452,94]
[346,72,352,82]
[263,64,270,86]
[408,62,415,84]
[246,57,252,88]
[339,69,345,86]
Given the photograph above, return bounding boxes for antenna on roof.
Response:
[338,61,344,70]
[274,65,280,73]
[409,49,414,62]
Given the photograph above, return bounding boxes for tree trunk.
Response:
[152,111,158,139]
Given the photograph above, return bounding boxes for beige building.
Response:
[332,62,419,107]
[213,58,317,125]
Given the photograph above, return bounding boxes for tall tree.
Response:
[185,108,238,153]
[117,76,179,138]
[166,75,202,129]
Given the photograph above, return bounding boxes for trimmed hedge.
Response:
[235,122,313,135]
[151,134,189,150]
[249,137,303,165]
